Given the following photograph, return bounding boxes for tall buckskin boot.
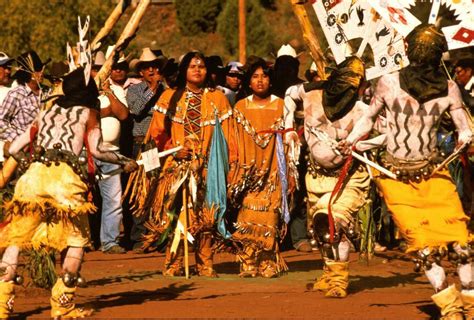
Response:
[195,232,217,277]
[0,281,14,319]
[461,290,474,319]
[50,278,92,319]
[163,240,184,277]
[325,261,349,298]
[313,263,331,292]
[431,285,464,320]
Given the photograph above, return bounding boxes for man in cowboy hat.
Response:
[0,50,49,156]
[126,47,167,253]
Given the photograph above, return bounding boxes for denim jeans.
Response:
[96,160,123,251]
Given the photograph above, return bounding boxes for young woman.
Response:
[229,59,290,278]
[141,52,236,277]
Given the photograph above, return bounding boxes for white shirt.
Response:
[99,78,139,151]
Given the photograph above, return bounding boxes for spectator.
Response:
[96,48,141,254]
[126,47,167,252]
[0,50,48,156]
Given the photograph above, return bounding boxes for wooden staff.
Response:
[182,184,190,279]
[290,0,327,80]
[95,0,151,87]
[90,0,131,53]
[239,0,246,64]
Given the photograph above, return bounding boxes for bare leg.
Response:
[0,246,19,282]
[62,247,84,274]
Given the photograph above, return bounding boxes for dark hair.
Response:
[273,55,302,98]
[456,58,474,70]
[14,70,32,85]
[244,59,273,96]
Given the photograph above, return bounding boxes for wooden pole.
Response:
[95,0,151,87]
[90,0,131,53]
[239,0,246,64]
[182,184,190,279]
[290,0,327,80]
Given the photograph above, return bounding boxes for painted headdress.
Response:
[311,0,473,80]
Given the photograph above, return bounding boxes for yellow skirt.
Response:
[376,169,470,252]
[0,162,95,250]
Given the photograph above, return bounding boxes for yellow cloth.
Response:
[0,162,94,250]
[375,169,469,252]
[305,167,370,225]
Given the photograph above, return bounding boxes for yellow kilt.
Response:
[375,169,469,252]
[0,162,95,250]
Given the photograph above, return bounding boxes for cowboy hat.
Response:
[135,47,168,71]
[276,44,303,58]
[0,52,13,67]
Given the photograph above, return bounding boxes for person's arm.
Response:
[0,90,20,142]
[345,77,387,146]
[448,82,473,149]
[7,120,37,159]
[102,80,129,120]
[86,109,138,172]
[283,84,303,130]
[102,91,129,120]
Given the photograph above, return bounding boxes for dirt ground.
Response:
[10,248,450,319]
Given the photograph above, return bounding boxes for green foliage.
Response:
[0,0,117,62]
[217,0,274,59]
[24,248,57,289]
[175,0,222,34]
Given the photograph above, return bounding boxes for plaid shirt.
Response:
[0,84,40,142]
[126,81,163,137]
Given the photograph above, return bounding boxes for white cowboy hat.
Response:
[136,47,168,71]
[277,44,302,58]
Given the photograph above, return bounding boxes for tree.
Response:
[0,0,117,62]
[217,0,274,59]
[175,0,222,34]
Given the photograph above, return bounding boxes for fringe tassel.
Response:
[4,199,95,221]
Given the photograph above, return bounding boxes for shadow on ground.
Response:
[350,271,425,294]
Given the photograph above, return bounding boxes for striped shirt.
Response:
[0,84,40,142]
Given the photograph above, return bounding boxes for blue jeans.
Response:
[96,160,123,251]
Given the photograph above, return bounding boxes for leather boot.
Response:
[258,250,280,279]
[0,281,14,319]
[195,232,217,277]
[325,261,349,298]
[163,241,184,277]
[461,290,474,319]
[313,264,331,292]
[50,278,92,319]
[238,246,257,278]
[431,285,464,320]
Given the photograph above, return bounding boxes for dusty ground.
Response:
[10,249,449,319]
